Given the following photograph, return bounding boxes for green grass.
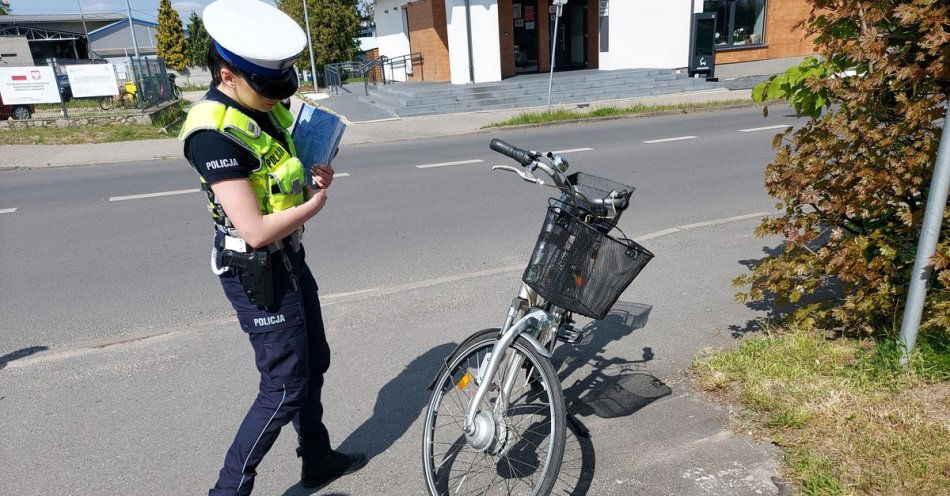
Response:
[36,97,104,110]
[177,82,209,92]
[693,328,950,495]
[486,99,754,127]
[0,123,174,145]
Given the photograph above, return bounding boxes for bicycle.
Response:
[168,73,183,100]
[99,81,138,110]
[421,139,654,495]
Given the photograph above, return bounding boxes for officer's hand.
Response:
[307,185,328,212]
[312,164,334,189]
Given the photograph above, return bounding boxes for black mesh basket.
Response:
[567,172,635,221]
[523,199,654,320]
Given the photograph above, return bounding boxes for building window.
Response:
[702,0,766,48]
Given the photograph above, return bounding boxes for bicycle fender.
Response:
[426,328,501,391]
[520,333,553,359]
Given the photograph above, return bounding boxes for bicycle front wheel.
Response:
[422,330,566,496]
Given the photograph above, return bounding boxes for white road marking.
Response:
[738,124,793,133]
[109,188,200,202]
[633,228,681,242]
[334,172,351,177]
[643,136,698,144]
[8,210,769,368]
[551,147,594,154]
[321,287,378,301]
[415,159,484,169]
[0,208,17,215]
[676,212,767,230]
[635,212,770,242]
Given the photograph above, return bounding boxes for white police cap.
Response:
[203,0,307,77]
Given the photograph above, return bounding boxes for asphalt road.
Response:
[0,107,798,495]
[0,107,793,352]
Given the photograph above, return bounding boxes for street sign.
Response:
[0,66,61,104]
[66,64,119,98]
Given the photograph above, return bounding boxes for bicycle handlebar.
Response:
[490,138,534,167]
[490,138,631,216]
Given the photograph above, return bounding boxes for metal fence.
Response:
[127,57,178,109]
[1,57,179,120]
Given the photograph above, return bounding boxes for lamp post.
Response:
[302,0,317,83]
[546,0,567,111]
[125,0,140,58]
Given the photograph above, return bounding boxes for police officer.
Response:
[178,1,366,494]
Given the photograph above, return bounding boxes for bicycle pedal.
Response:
[557,326,584,344]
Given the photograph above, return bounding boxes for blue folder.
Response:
[291,103,346,183]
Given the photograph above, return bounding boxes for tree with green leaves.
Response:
[185,11,212,69]
[156,0,189,72]
[738,0,949,336]
[0,3,8,15]
[276,0,361,74]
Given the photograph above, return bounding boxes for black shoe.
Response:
[300,450,368,489]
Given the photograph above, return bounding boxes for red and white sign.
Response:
[0,66,61,104]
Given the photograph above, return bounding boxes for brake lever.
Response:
[492,165,541,184]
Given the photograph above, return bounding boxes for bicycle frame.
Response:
[462,284,564,441]
[459,139,629,451]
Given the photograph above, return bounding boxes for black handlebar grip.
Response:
[489,138,534,167]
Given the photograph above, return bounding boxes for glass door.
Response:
[513,1,539,73]
[550,0,587,70]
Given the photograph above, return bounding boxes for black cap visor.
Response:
[247,69,299,101]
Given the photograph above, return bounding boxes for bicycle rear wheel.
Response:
[99,96,114,110]
[422,329,566,496]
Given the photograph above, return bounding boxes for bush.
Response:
[738,0,950,336]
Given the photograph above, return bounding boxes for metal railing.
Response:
[324,60,365,95]
[323,52,423,96]
[386,52,423,83]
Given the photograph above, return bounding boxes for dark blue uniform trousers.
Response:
[210,241,331,496]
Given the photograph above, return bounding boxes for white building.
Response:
[373,0,813,84]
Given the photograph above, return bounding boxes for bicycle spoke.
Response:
[426,336,563,496]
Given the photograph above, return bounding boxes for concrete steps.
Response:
[357,69,716,117]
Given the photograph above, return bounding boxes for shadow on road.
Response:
[0,345,49,370]
[554,301,654,397]
[733,243,845,337]
[548,301,671,495]
[280,342,456,496]
[282,302,661,496]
